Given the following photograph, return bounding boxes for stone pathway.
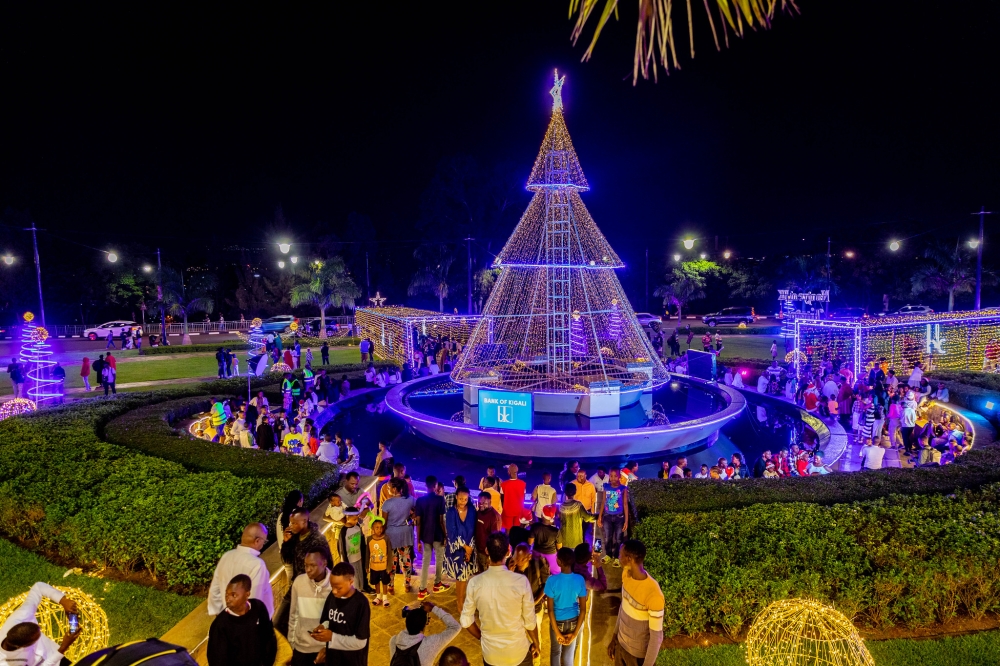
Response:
[0,375,220,402]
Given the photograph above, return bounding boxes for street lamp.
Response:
[278,242,291,254]
[143,264,153,272]
[969,239,980,249]
[278,260,286,269]
[673,253,681,262]
[290,256,299,264]
[889,241,900,252]
[683,239,695,250]
[699,253,707,259]
[107,252,118,263]
[723,250,731,259]
[1,254,13,266]
[844,250,855,258]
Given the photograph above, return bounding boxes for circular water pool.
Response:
[321,383,808,489]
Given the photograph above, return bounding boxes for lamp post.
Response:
[973,207,993,311]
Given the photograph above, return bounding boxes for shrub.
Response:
[635,485,1000,637]
[103,396,339,504]
[0,395,294,589]
[631,446,1000,517]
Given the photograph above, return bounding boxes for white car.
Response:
[636,313,663,328]
[83,321,140,341]
[891,305,935,316]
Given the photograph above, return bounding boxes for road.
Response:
[0,332,244,364]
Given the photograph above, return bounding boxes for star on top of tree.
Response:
[369,291,387,307]
[550,70,566,111]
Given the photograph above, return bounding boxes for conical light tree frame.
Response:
[451,73,668,393]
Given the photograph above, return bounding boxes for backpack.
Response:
[74,639,196,666]
[390,640,422,666]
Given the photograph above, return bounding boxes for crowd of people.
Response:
[729,350,972,470]
[197,452,664,666]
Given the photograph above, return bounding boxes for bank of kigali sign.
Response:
[479,390,533,431]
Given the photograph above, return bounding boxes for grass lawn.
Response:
[656,632,1000,666]
[0,538,201,645]
[63,347,361,389]
[671,334,779,361]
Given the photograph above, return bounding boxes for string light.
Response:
[745,598,874,666]
[0,397,37,420]
[19,313,61,405]
[369,291,387,307]
[355,307,478,369]
[795,309,1000,375]
[270,362,293,373]
[0,586,109,662]
[452,74,667,393]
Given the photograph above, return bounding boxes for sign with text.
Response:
[478,389,533,431]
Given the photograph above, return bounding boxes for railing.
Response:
[5,316,357,338]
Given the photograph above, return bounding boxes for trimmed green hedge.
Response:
[0,394,294,589]
[660,323,783,336]
[102,396,339,504]
[636,485,1000,637]
[631,446,1000,517]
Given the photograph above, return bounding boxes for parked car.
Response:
[302,317,340,336]
[891,305,935,316]
[702,306,756,327]
[259,315,296,333]
[826,307,868,320]
[635,313,663,329]
[83,321,140,341]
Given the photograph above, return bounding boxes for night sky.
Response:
[2,1,999,319]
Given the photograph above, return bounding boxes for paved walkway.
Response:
[0,375,221,402]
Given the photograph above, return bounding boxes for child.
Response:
[368,516,394,607]
[544,547,589,666]
[325,493,345,564]
[337,507,373,593]
[531,472,557,520]
[207,574,277,666]
[828,394,840,420]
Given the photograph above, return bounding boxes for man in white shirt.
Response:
[289,550,331,665]
[668,457,687,479]
[460,532,540,666]
[908,362,923,389]
[316,433,340,464]
[207,523,274,617]
[0,582,81,666]
[822,376,839,401]
[588,467,608,494]
[859,442,886,470]
[757,374,769,394]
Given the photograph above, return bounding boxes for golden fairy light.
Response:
[0,586,109,662]
[270,362,293,373]
[745,598,874,666]
[0,398,37,420]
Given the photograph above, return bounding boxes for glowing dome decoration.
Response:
[271,362,293,373]
[0,398,37,420]
[20,315,61,405]
[450,72,667,396]
[289,321,299,332]
[745,598,874,666]
[0,586,109,662]
[251,317,263,328]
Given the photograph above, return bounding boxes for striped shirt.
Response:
[616,568,665,659]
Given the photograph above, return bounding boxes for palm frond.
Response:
[571,0,798,83]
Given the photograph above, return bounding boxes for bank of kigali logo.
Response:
[498,405,514,423]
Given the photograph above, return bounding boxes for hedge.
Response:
[630,446,1000,517]
[102,396,339,505]
[0,394,294,589]
[636,485,1000,637]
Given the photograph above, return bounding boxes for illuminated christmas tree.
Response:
[19,312,60,405]
[451,73,667,393]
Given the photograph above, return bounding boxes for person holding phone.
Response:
[310,562,370,666]
[0,582,81,666]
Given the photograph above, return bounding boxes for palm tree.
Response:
[157,267,215,345]
[569,0,798,82]
[473,267,502,313]
[290,257,360,338]
[408,243,455,312]
[910,241,982,311]
[654,259,718,321]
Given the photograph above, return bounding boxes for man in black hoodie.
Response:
[207,574,276,666]
[276,507,333,634]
